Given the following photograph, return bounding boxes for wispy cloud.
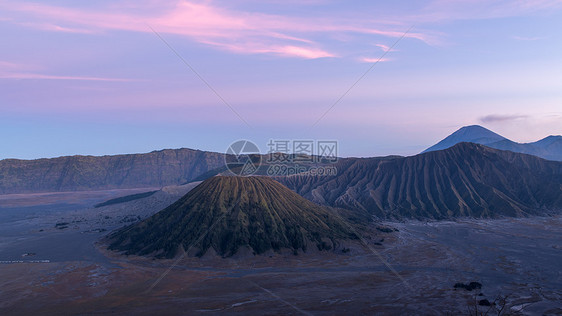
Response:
[0,1,428,60]
[18,22,97,34]
[3,0,558,61]
[358,57,391,63]
[0,61,29,71]
[375,44,394,52]
[511,35,546,41]
[479,114,528,123]
[197,40,336,58]
[0,62,136,81]
[269,46,335,59]
[0,72,137,82]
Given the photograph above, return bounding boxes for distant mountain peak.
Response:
[422,125,562,161]
[460,124,490,130]
[422,125,506,153]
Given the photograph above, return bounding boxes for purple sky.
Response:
[1,0,562,159]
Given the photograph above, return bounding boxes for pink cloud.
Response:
[0,60,46,73]
[274,46,335,59]
[376,44,391,51]
[0,72,137,82]
[342,27,428,42]
[18,22,97,34]
[1,1,430,59]
[0,61,31,71]
[374,43,399,53]
[202,40,335,58]
[358,57,391,63]
[0,60,134,81]
[4,0,558,61]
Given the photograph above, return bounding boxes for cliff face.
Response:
[0,148,226,194]
[280,143,562,219]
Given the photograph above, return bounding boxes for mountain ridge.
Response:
[423,125,562,161]
[0,148,227,194]
[280,142,562,219]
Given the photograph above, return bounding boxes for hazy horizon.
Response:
[1,123,561,160]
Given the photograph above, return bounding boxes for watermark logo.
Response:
[266,139,338,176]
[266,139,338,164]
[225,139,339,177]
[265,164,338,177]
[225,140,262,176]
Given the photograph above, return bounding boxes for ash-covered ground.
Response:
[0,184,560,315]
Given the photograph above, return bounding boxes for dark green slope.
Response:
[108,176,356,258]
[280,143,562,219]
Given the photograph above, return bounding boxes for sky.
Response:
[1,0,562,159]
